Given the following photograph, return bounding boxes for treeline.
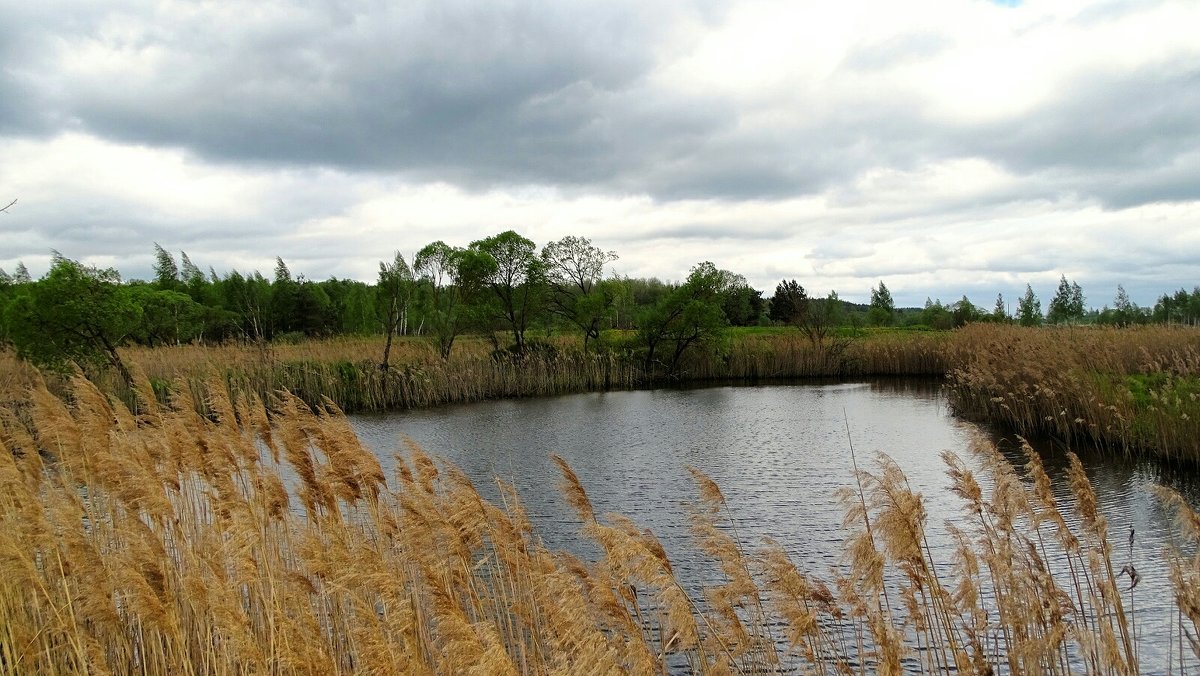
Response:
[0,235,776,384]
[1,234,1197,384]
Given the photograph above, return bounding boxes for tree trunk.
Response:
[380,328,394,370]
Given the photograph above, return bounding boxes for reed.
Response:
[2,376,1197,674]
[4,323,1197,460]
[42,329,948,415]
[945,324,1200,461]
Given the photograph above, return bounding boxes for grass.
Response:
[2,375,1200,673]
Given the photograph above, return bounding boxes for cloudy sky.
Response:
[2,0,1198,308]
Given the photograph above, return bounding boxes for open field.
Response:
[3,376,1197,674]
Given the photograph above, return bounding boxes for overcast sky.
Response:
[2,0,1198,308]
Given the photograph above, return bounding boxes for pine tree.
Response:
[1017,284,1042,326]
[992,293,1007,322]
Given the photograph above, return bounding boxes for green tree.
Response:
[320,278,376,335]
[637,262,732,377]
[292,281,333,336]
[377,252,416,369]
[920,298,953,330]
[721,279,765,326]
[802,291,845,348]
[1111,285,1134,327]
[867,280,895,327]
[128,285,207,347]
[541,236,618,350]
[414,241,491,359]
[1047,275,1085,324]
[219,270,273,341]
[1017,284,1042,327]
[470,231,546,353]
[991,293,1007,323]
[951,295,980,327]
[271,257,298,336]
[152,243,181,290]
[4,255,141,385]
[769,280,808,325]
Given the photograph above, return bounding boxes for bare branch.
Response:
[0,198,15,213]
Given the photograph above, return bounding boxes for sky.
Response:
[1,0,1198,309]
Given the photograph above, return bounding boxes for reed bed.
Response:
[5,324,1199,461]
[946,324,1200,461]
[3,376,1199,674]
[55,331,948,415]
[683,331,950,381]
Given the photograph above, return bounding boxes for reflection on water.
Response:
[350,379,1197,671]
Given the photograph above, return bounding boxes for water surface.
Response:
[351,379,1197,670]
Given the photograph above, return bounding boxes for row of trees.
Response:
[0,234,768,381]
[2,237,1197,384]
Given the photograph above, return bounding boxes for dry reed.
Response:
[2,374,1198,674]
[946,324,1200,461]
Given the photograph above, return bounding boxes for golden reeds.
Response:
[2,374,1199,674]
[946,324,1200,461]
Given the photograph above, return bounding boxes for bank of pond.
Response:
[5,322,1196,463]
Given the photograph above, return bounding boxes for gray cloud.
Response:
[3,0,1196,213]
[965,65,1200,206]
[2,0,1198,308]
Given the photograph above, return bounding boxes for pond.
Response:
[350,379,1199,671]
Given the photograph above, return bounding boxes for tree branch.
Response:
[0,198,15,213]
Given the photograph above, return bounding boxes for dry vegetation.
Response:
[0,330,951,415]
[1,322,1197,459]
[946,324,1200,461]
[3,375,1200,674]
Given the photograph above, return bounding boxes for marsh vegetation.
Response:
[4,376,1200,674]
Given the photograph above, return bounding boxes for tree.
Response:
[920,298,953,330]
[769,280,808,325]
[292,281,333,336]
[219,270,273,341]
[152,243,181,290]
[951,295,980,327]
[867,280,895,327]
[12,262,30,284]
[128,285,207,347]
[1047,274,1085,324]
[4,255,141,385]
[320,278,377,335]
[991,294,1007,323]
[637,262,733,377]
[1112,285,1134,327]
[721,279,765,326]
[802,291,845,348]
[414,241,489,359]
[541,236,618,350]
[1017,284,1042,326]
[470,231,546,353]
[377,252,416,369]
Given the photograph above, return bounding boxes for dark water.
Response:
[350,379,1199,671]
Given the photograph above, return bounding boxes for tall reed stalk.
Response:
[2,375,1197,673]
